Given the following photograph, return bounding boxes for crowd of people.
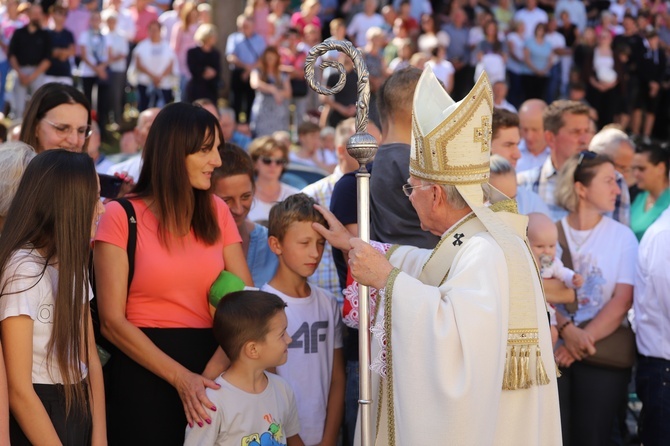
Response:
[0,0,668,445]
[225,0,670,149]
[0,0,215,142]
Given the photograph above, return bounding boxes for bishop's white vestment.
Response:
[354,213,562,446]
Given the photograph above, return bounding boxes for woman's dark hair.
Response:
[212,143,255,188]
[20,83,92,153]
[638,143,670,177]
[0,150,97,416]
[132,102,222,247]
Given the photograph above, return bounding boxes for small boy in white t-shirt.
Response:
[262,193,345,446]
[184,290,304,446]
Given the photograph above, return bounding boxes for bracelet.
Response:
[557,320,572,337]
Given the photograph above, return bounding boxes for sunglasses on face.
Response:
[261,156,287,166]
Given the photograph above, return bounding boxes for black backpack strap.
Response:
[90,198,138,363]
[114,198,137,288]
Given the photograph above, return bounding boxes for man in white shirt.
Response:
[634,206,670,446]
[545,17,567,103]
[103,0,136,42]
[346,0,385,48]
[516,99,550,173]
[107,107,160,180]
[514,0,548,39]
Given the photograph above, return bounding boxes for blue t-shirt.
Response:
[525,38,553,73]
[247,223,278,288]
[46,29,74,77]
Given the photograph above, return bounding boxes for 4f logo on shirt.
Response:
[289,321,329,354]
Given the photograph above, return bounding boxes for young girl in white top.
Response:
[0,150,106,445]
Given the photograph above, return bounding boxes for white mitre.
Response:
[410,67,551,390]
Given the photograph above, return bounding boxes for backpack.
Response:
[90,198,137,366]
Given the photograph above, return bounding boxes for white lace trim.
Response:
[370,287,388,379]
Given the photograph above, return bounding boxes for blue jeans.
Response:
[636,355,670,446]
[0,59,9,114]
[344,360,359,446]
[137,84,173,112]
[545,63,562,104]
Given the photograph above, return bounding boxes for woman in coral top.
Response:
[93,103,252,445]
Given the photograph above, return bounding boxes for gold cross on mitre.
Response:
[473,115,491,153]
[409,68,492,186]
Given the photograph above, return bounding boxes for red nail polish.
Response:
[189,422,193,428]
[211,406,217,411]
[197,421,203,427]
[206,419,212,425]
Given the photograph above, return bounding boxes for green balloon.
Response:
[209,270,245,307]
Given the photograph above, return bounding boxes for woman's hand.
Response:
[101,172,135,203]
[312,204,353,253]
[172,369,220,428]
[274,90,284,104]
[561,323,596,360]
[203,66,216,80]
[96,65,109,81]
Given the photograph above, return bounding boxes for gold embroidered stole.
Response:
[375,214,485,446]
[375,202,550,446]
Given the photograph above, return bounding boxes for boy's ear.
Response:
[243,340,261,360]
[268,235,282,255]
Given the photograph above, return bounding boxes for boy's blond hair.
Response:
[268,193,328,241]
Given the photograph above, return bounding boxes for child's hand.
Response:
[572,273,584,289]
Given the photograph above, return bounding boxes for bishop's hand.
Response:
[312,204,353,254]
[348,238,394,290]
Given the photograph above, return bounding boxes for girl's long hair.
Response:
[132,102,222,247]
[0,150,98,415]
[258,46,281,83]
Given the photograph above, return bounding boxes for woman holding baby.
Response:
[552,150,638,446]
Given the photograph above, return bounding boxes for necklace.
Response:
[565,221,597,252]
[645,193,657,212]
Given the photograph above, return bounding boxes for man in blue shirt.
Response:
[442,7,472,101]
[221,107,252,151]
[225,14,266,124]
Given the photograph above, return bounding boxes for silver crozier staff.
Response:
[304,39,378,446]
